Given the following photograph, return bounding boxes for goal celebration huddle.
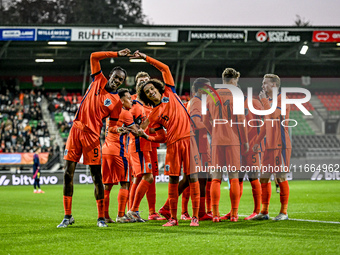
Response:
[57,48,291,228]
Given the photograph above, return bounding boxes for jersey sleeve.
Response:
[90,51,118,78]
[131,104,143,125]
[122,110,135,127]
[145,56,175,87]
[147,126,166,143]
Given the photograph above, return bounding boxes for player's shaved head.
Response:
[110,66,127,82]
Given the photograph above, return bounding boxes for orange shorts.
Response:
[150,146,159,176]
[200,153,211,167]
[130,151,152,177]
[242,152,260,167]
[212,145,241,171]
[165,137,200,176]
[64,125,100,165]
[261,148,292,173]
[102,154,129,184]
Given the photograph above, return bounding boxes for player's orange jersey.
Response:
[73,51,121,137]
[204,88,248,146]
[143,104,161,148]
[145,56,191,145]
[190,96,209,154]
[102,108,134,157]
[244,96,265,153]
[129,100,152,152]
[131,94,137,100]
[260,93,292,149]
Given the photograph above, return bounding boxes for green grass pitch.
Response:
[0,181,339,254]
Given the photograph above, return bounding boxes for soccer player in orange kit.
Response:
[203,68,249,222]
[57,48,130,228]
[128,72,165,221]
[220,91,263,221]
[252,74,291,221]
[126,86,154,222]
[102,88,139,223]
[189,78,213,221]
[133,50,201,227]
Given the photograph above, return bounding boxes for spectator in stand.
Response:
[60,87,67,97]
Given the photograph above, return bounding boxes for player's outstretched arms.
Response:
[90,48,131,74]
[131,50,174,86]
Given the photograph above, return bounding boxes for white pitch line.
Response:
[290,211,340,214]
[288,218,340,224]
[235,214,340,224]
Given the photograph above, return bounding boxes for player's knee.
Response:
[260,178,270,183]
[143,173,154,184]
[64,170,74,183]
[277,177,287,183]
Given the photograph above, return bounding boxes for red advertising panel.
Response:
[312,31,340,42]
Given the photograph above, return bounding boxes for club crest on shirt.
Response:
[104,98,112,107]
[165,165,170,172]
[64,149,68,156]
[161,97,169,103]
[148,163,152,169]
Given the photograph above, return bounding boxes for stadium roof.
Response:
[0,25,339,84]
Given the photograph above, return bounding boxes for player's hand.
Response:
[137,129,148,138]
[118,48,132,57]
[117,127,128,134]
[259,90,267,100]
[253,144,260,152]
[243,143,249,154]
[130,50,147,60]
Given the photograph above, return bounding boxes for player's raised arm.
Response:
[131,50,175,86]
[90,48,131,75]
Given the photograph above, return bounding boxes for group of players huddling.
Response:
[57,48,291,228]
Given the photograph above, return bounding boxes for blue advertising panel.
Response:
[0,154,21,164]
[37,29,71,41]
[0,28,35,41]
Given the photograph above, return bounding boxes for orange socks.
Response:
[131,180,151,212]
[104,190,110,218]
[199,197,206,218]
[146,178,156,214]
[239,181,244,200]
[189,181,200,218]
[181,187,190,214]
[250,179,262,214]
[129,183,137,210]
[168,183,179,220]
[261,182,272,214]
[230,179,240,217]
[205,181,212,213]
[118,189,129,217]
[96,199,104,219]
[279,180,289,215]
[211,179,221,217]
[63,196,72,216]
